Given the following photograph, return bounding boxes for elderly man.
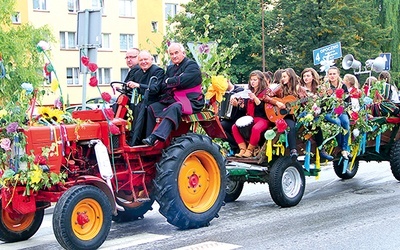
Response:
[124,48,140,82]
[127,50,164,105]
[142,43,204,146]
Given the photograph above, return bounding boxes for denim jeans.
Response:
[325,112,350,151]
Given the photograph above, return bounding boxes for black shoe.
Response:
[320,149,334,161]
[142,134,158,146]
[290,149,298,161]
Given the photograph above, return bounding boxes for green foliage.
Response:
[0,2,54,105]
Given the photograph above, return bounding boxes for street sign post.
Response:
[313,42,342,65]
[379,53,391,71]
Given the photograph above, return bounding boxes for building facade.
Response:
[13,0,189,105]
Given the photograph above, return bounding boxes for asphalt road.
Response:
[1,161,400,250]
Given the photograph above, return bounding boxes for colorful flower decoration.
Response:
[101,92,112,103]
[276,118,288,133]
[334,105,344,115]
[89,76,98,87]
[0,138,11,151]
[36,40,50,52]
[264,129,276,140]
[350,112,359,121]
[6,122,19,133]
[21,82,34,94]
[335,88,344,99]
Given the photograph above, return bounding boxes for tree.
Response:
[0,0,53,106]
[264,0,390,76]
[171,0,264,84]
[375,0,399,85]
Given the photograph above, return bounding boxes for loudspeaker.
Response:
[342,54,361,70]
[365,56,385,73]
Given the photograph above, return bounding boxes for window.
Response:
[151,21,158,32]
[101,33,111,49]
[60,32,76,49]
[96,68,111,85]
[68,0,80,13]
[121,68,129,82]
[33,0,47,10]
[119,34,134,50]
[165,3,177,20]
[119,0,133,17]
[66,68,79,85]
[12,12,21,24]
[92,0,105,14]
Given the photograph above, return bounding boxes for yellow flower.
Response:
[38,106,52,118]
[48,109,64,123]
[29,165,43,184]
[0,109,7,118]
[50,79,59,92]
[205,75,228,102]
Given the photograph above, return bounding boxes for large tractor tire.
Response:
[390,140,400,181]
[268,157,305,207]
[52,185,112,250]
[224,179,244,202]
[0,201,44,242]
[333,158,359,180]
[154,133,226,229]
[112,190,154,223]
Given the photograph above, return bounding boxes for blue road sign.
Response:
[379,53,391,71]
[313,42,342,65]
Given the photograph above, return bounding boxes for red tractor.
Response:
[0,81,227,250]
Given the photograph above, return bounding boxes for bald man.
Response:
[142,43,204,146]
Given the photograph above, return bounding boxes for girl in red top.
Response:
[231,70,270,158]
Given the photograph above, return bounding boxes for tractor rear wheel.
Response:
[333,158,359,179]
[390,140,400,181]
[154,133,226,229]
[52,185,112,250]
[224,179,244,202]
[0,201,44,242]
[269,157,305,207]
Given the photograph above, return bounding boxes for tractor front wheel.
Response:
[52,185,112,250]
[0,201,44,242]
[154,133,226,229]
[390,140,400,181]
[333,158,359,180]
[224,179,244,202]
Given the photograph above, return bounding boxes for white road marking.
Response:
[173,241,241,250]
[100,233,171,249]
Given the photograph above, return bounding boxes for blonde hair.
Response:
[343,74,359,89]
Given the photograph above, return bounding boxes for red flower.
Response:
[81,56,90,66]
[275,118,288,133]
[109,123,120,135]
[104,108,114,120]
[350,88,361,98]
[101,92,111,103]
[363,84,369,95]
[34,155,47,165]
[87,62,98,72]
[350,111,359,121]
[89,76,98,87]
[44,63,51,76]
[334,105,344,115]
[335,88,345,99]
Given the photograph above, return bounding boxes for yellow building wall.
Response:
[12,0,190,106]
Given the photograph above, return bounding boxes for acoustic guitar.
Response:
[265,95,302,123]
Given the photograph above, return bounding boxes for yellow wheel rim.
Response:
[2,210,35,232]
[178,150,221,213]
[71,198,103,241]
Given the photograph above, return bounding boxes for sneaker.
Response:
[320,148,334,161]
[341,150,349,160]
[290,149,298,161]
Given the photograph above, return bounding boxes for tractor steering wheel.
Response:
[110,81,132,96]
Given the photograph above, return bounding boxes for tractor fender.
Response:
[74,176,117,215]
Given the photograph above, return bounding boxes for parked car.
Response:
[66,97,116,113]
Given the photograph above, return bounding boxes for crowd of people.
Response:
[122,43,399,162]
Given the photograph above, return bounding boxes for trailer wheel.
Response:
[154,133,226,229]
[269,157,305,207]
[333,158,359,179]
[224,179,244,202]
[0,201,44,242]
[390,140,400,180]
[52,185,112,250]
[112,190,154,223]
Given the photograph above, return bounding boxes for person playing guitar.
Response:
[263,68,301,161]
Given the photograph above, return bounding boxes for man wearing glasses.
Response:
[124,48,140,82]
